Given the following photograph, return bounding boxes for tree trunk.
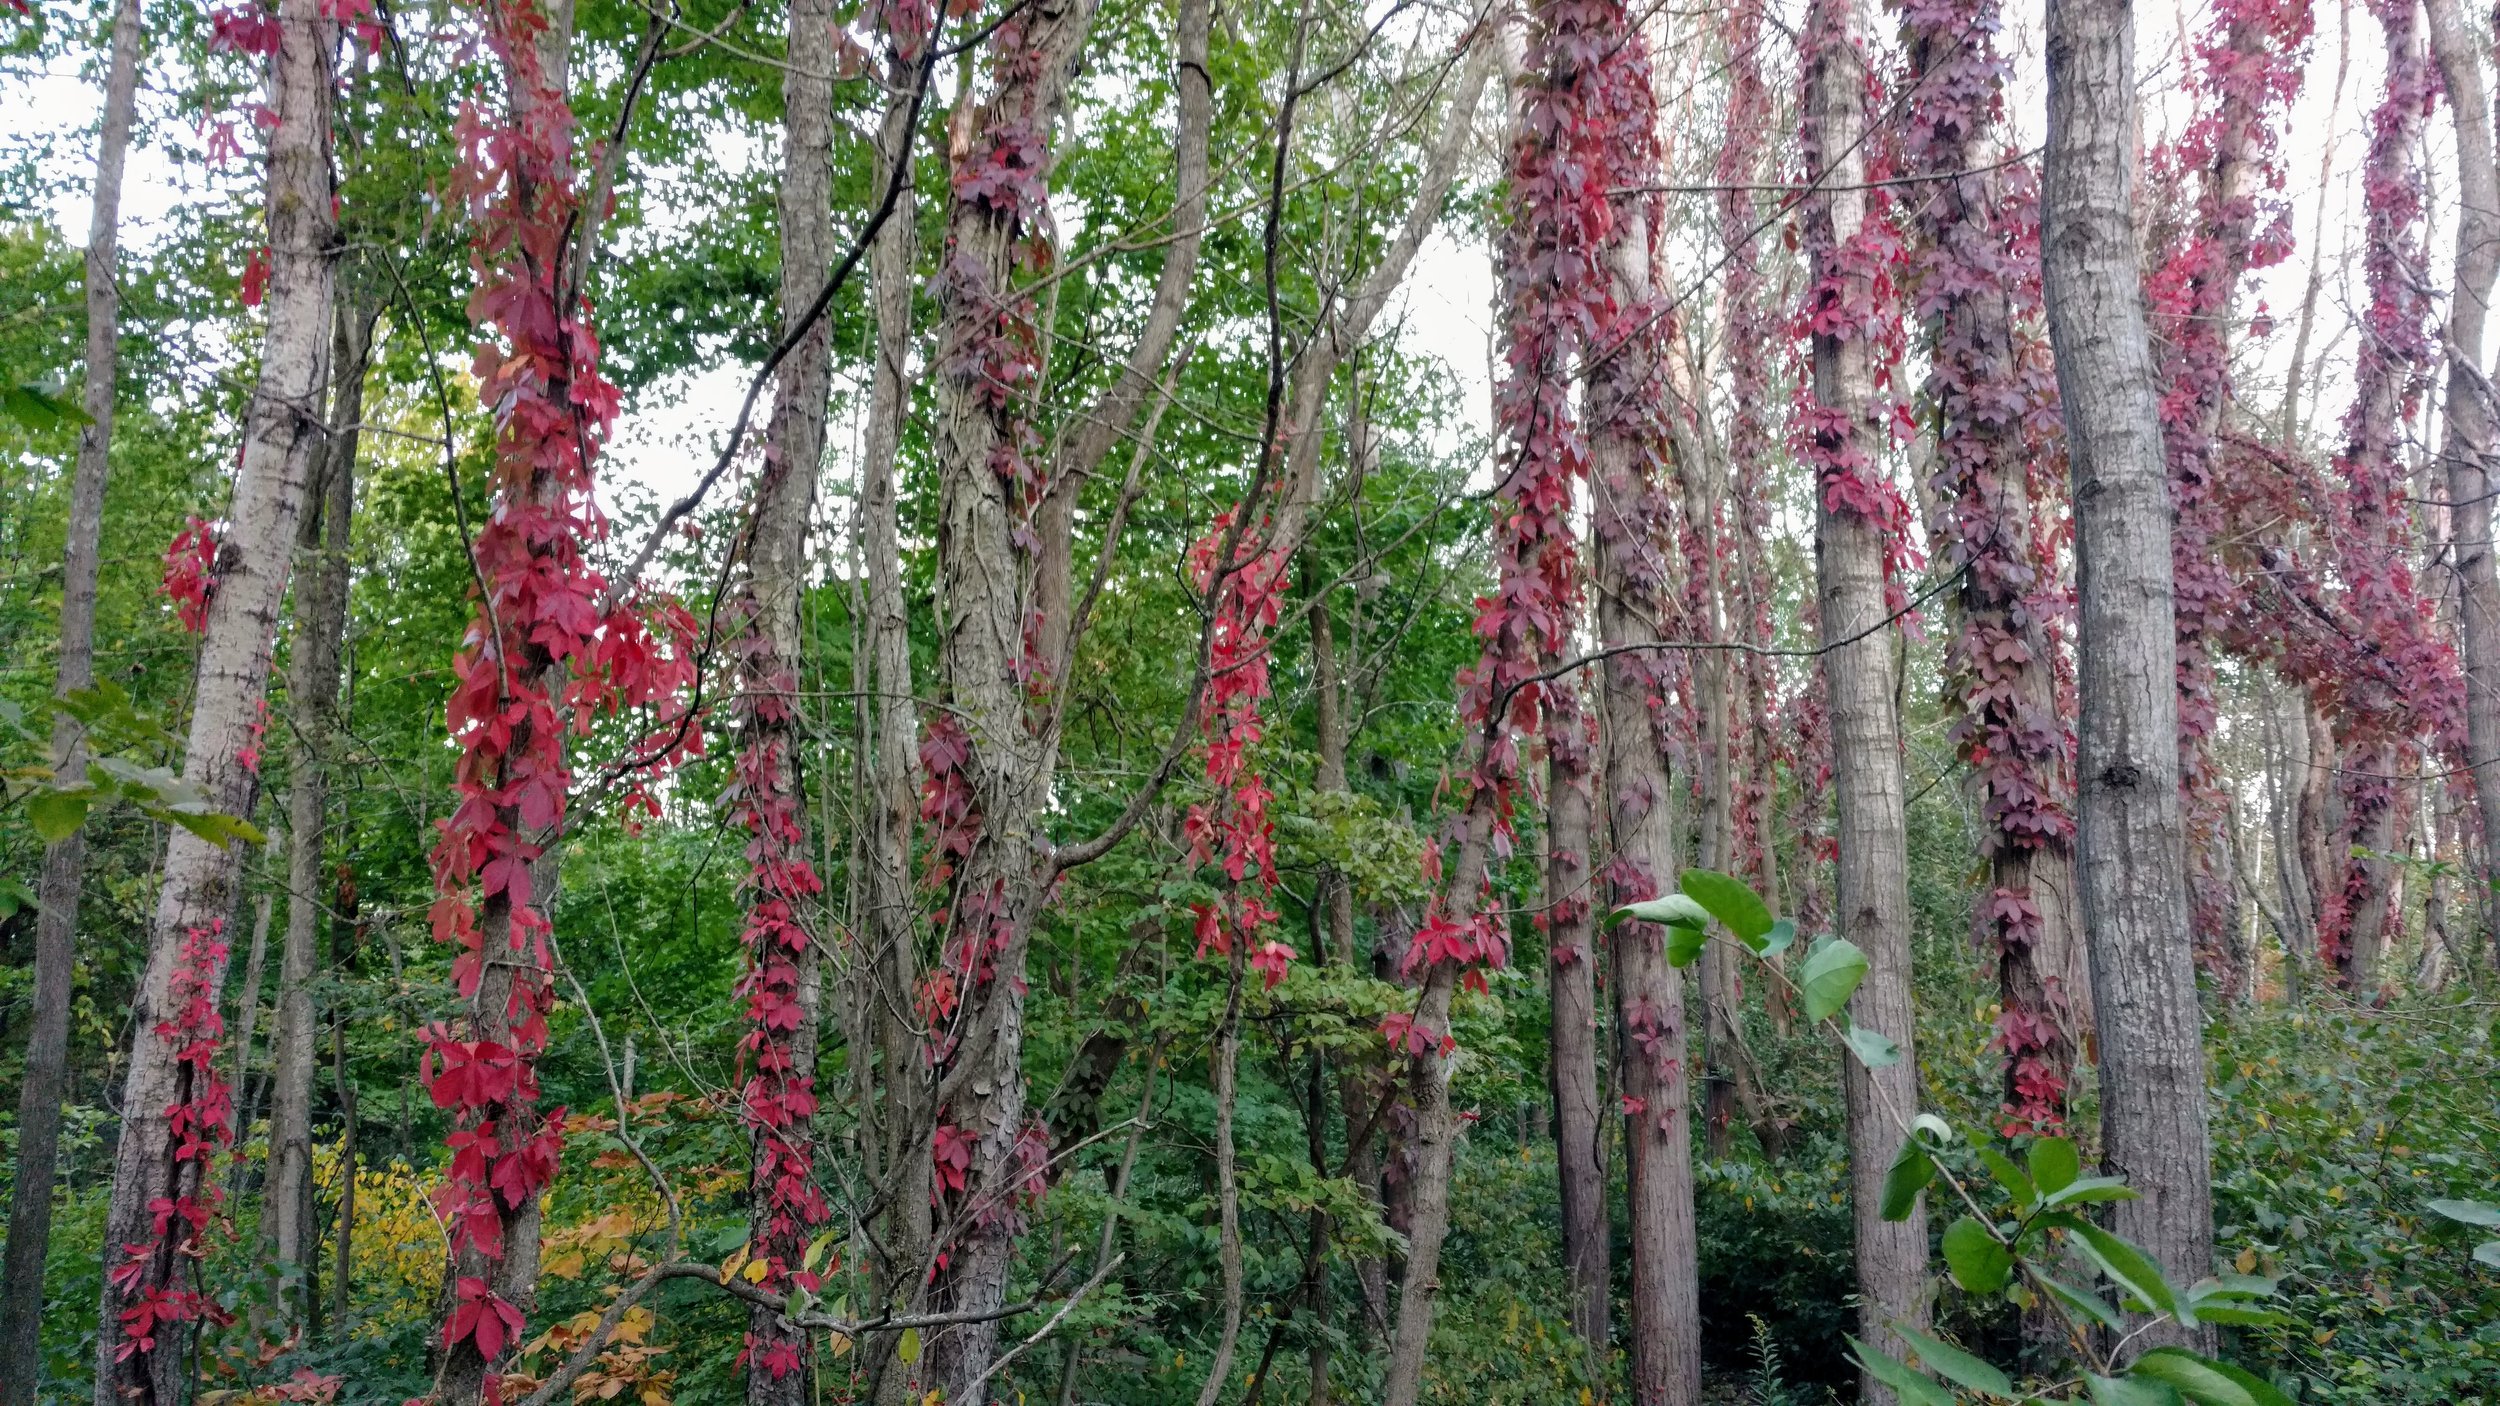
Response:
[1592,520,1702,1406]
[1801,0,1930,1388]
[270,298,371,1320]
[226,890,276,1204]
[917,2,1101,1395]
[0,0,143,1388]
[2041,0,2216,1349]
[849,19,930,1401]
[93,0,339,1394]
[1542,679,1607,1349]
[2425,0,2500,965]
[330,1015,358,1328]
[733,0,841,1390]
[1902,0,2084,1136]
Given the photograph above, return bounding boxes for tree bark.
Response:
[1542,679,1607,1349]
[1902,0,2085,1135]
[1801,0,1930,1390]
[0,0,143,1389]
[918,1,1102,1395]
[226,890,277,1205]
[2042,0,2216,1349]
[731,0,841,1390]
[850,22,931,1404]
[2425,0,2500,965]
[270,298,371,1320]
[93,0,339,1394]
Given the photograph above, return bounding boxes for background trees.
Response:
[3,0,2500,1402]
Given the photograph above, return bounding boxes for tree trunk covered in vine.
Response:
[1800,0,1930,1389]
[735,0,841,1388]
[918,1,1102,1395]
[94,0,340,1394]
[2042,0,2217,1347]
[0,0,143,1389]
[1902,0,2084,1135]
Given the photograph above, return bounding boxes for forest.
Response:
[2,0,2498,1398]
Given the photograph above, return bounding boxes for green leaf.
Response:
[1881,1141,1934,1222]
[1664,920,1708,968]
[2087,1374,2183,1406]
[27,788,91,844]
[2186,1273,2277,1303]
[1606,893,1710,932]
[2038,1274,2124,1334]
[1844,1022,1901,1069]
[1679,868,1773,942]
[1892,1325,2013,1397]
[2473,1240,2500,1268]
[1942,1216,2013,1294]
[1759,917,1798,958]
[2427,1198,2500,1229]
[163,808,268,848]
[2045,1175,2140,1208]
[1798,936,1869,1023]
[897,1326,921,1364]
[1974,1144,2039,1212]
[2073,1224,2180,1319]
[1844,1336,1956,1406]
[2028,1136,2080,1195]
[2,382,93,431]
[2200,1362,2297,1406]
[2128,1347,2257,1406]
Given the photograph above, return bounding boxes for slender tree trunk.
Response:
[1902,0,2084,1136]
[1579,11,1702,1401]
[1801,0,1930,1387]
[851,21,930,1400]
[2042,0,2216,1348]
[226,890,276,1204]
[0,0,143,1388]
[271,298,371,1319]
[2425,0,2500,962]
[918,3,1101,1395]
[730,0,842,1392]
[330,1018,358,1328]
[94,0,339,1393]
[1592,519,1702,1406]
[1546,678,1607,1355]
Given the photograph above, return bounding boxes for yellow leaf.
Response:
[1580,1390,1593,1406]
[2235,1247,2258,1274]
[898,1327,922,1365]
[743,1256,771,1284]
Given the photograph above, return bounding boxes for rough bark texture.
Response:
[1583,11,1700,1400]
[737,0,840,1388]
[93,0,339,1394]
[269,299,370,1315]
[2041,0,2217,1348]
[1542,683,1607,1348]
[1593,521,1702,1406]
[918,1,1101,1395]
[1800,0,1929,1388]
[851,25,930,1401]
[0,0,142,1385]
[1901,0,2084,1136]
[2425,0,2500,964]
